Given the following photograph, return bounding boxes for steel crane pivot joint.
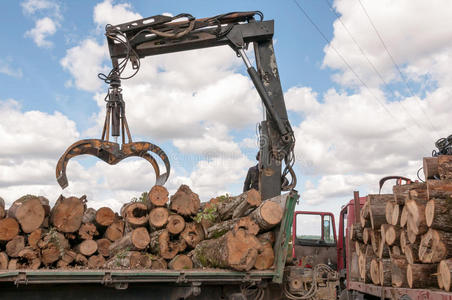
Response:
[55,11,296,198]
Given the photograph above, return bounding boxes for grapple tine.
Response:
[56,139,170,189]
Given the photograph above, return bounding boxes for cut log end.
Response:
[149,185,169,207]
[167,214,185,235]
[169,254,193,270]
[149,207,169,229]
[95,207,115,227]
[0,218,19,242]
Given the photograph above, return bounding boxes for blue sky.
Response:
[1,0,451,217]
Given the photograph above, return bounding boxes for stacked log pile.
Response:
[0,186,283,272]
[351,155,452,291]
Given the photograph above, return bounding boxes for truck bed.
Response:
[349,281,452,300]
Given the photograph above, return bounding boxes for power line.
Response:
[357,0,438,134]
[322,0,434,138]
[291,0,431,153]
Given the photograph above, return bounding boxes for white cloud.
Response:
[21,0,61,17]
[93,0,142,28]
[60,39,109,92]
[25,17,57,48]
[285,86,319,114]
[0,59,23,78]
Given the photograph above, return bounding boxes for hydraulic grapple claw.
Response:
[56,139,170,189]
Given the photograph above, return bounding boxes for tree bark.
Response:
[169,185,201,216]
[110,227,150,256]
[231,189,261,219]
[148,185,169,207]
[350,223,363,242]
[51,195,86,233]
[379,258,391,286]
[391,257,408,287]
[370,230,380,255]
[6,235,25,257]
[169,254,193,270]
[368,194,393,229]
[393,182,426,205]
[0,197,5,219]
[257,231,275,245]
[206,216,259,239]
[181,222,205,248]
[82,208,96,224]
[360,201,371,228]
[407,263,438,288]
[120,202,148,229]
[439,258,452,291]
[167,214,185,235]
[425,197,452,231]
[8,195,45,233]
[427,179,452,200]
[390,245,403,259]
[438,155,452,180]
[104,220,124,242]
[405,243,421,264]
[423,157,439,179]
[149,207,169,229]
[377,237,390,259]
[192,229,263,271]
[249,200,283,231]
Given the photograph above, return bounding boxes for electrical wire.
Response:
[322,0,434,139]
[356,0,438,135]
[292,0,431,154]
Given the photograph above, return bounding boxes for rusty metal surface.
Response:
[349,281,452,299]
[56,139,170,189]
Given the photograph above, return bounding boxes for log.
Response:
[74,239,98,256]
[169,254,193,270]
[399,230,407,254]
[192,229,263,271]
[88,254,105,269]
[438,155,452,180]
[181,222,205,248]
[0,252,8,269]
[379,258,391,286]
[120,202,148,228]
[390,246,403,259]
[407,263,438,288]
[370,230,380,254]
[206,216,259,239]
[391,258,408,287]
[8,259,18,270]
[427,179,452,200]
[419,229,452,263]
[257,231,275,245]
[249,200,283,231]
[370,259,380,285]
[439,258,452,291]
[254,241,274,270]
[39,230,69,265]
[149,207,169,229]
[368,194,393,229]
[151,256,168,270]
[57,250,76,268]
[74,254,88,266]
[360,201,371,227]
[377,237,390,259]
[105,251,142,269]
[51,195,86,233]
[6,235,25,257]
[359,247,376,283]
[405,243,420,264]
[385,201,395,225]
[363,227,371,244]
[148,185,169,207]
[350,252,360,282]
[232,189,261,219]
[104,220,124,242]
[169,185,200,216]
[82,208,96,224]
[17,247,40,269]
[407,228,421,245]
[0,217,19,242]
[167,214,185,235]
[350,223,364,242]
[386,225,401,246]
[110,227,150,256]
[400,205,408,227]
[149,229,179,260]
[355,241,366,257]
[96,238,111,257]
[78,223,98,240]
[380,224,390,242]
[95,207,115,228]
[393,182,426,205]
[437,262,444,290]
[28,228,42,249]
[423,157,439,179]
[406,199,427,236]
[8,195,45,233]
[391,204,401,226]
[0,197,5,219]
[425,197,452,231]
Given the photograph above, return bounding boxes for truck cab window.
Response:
[296,214,321,240]
[323,215,335,244]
